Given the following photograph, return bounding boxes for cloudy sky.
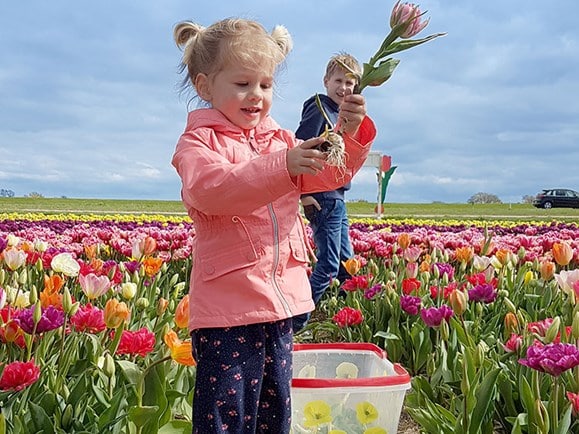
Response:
[1,1,578,204]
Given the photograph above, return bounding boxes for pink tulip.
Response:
[79,273,112,299]
[390,1,430,38]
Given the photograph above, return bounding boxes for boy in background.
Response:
[292,53,363,333]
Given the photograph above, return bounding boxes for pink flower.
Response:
[0,359,41,391]
[70,303,106,334]
[115,327,156,357]
[332,307,364,328]
[341,275,370,292]
[390,1,430,38]
[567,392,579,416]
[502,334,523,353]
[519,342,579,376]
[79,273,112,299]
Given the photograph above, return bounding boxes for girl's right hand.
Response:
[287,137,327,176]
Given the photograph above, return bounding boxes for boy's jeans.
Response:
[292,197,353,332]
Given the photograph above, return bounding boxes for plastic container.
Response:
[291,343,411,434]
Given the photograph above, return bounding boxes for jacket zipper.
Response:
[246,134,293,317]
[268,203,293,317]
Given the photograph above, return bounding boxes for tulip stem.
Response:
[552,378,559,432]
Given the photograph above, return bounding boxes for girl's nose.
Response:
[248,85,262,100]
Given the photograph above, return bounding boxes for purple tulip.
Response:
[400,295,422,315]
[123,260,141,274]
[0,237,7,254]
[364,284,382,300]
[519,342,579,376]
[16,305,65,334]
[434,263,454,280]
[420,305,453,327]
[468,283,498,304]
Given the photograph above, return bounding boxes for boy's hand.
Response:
[338,88,367,136]
[287,137,327,176]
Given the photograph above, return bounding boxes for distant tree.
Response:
[0,189,15,197]
[521,195,534,204]
[467,192,502,204]
[27,192,45,198]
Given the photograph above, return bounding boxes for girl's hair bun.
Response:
[173,21,204,49]
[271,25,293,57]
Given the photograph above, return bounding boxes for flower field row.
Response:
[1,213,578,433]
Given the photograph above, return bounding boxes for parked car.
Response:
[532,188,579,209]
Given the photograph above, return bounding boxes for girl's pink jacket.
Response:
[172,108,376,331]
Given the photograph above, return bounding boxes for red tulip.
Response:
[0,359,41,392]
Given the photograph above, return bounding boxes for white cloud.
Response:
[1,0,578,202]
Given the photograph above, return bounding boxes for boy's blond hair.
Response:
[324,52,361,81]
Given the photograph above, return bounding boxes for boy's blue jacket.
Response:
[296,94,350,200]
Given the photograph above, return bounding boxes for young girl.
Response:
[171,18,376,434]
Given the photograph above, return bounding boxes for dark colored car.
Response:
[532,188,579,209]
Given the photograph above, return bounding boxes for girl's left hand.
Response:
[338,88,367,136]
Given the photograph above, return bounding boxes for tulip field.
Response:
[1,210,578,433]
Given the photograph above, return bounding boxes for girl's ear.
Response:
[194,73,211,101]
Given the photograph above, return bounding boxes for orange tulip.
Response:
[540,260,556,280]
[175,295,190,329]
[419,254,431,273]
[164,330,196,366]
[455,246,474,264]
[40,290,63,309]
[504,312,519,334]
[342,258,361,276]
[397,233,411,250]
[495,248,512,266]
[104,299,130,329]
[84,244,99,260]
[448,289,468,316]
[43,274,64,295]
[143,257,163,278]
[552,242,573,267]
[157,298,169,316]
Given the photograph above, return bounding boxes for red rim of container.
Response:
[292,343,411,388]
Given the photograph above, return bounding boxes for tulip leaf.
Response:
[468,367,500,434]
[117,360,142,385]
[159,420,192,434]
[380,32,447,57]
[28,401,55,434]
[518,374,535,427]
[128,405,159,429]
[374,330,400,341]
[359,58,400,92]
[67,374,89,408]
[98,387,127,431]
[554,405,572,434]
[141,363,170,433]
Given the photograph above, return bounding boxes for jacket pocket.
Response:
[288,221,308,264]
[198,220,261,282]
[200,241,259,281]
